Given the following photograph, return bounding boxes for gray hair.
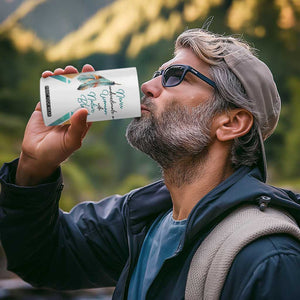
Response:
[175,29,261,169]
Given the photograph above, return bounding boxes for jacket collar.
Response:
[185,166,300,243]
[126,166,300,241]
[126,180,172,234]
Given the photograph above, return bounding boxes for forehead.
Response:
[160,47,211,75]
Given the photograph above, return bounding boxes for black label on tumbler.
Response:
[45,85,51,117]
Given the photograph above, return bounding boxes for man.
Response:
[1,28,300,299]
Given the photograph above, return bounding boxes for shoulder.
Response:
[221,234,300,300]
[231,234,300,278]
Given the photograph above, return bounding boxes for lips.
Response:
[141,104,150,112]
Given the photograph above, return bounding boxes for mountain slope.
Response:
[0,0,299,61]
[0,0,25,23]
[0,0,115,51]
[45,0,223,61]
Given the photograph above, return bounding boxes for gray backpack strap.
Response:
[185,205,300,300]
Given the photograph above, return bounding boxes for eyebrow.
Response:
[158,64,167,71]
[158,60,177,71]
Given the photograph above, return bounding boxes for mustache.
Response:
[141,96,156,112]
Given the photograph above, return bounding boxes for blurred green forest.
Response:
[0,0,300,212]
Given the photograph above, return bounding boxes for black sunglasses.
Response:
[152,64,216,89]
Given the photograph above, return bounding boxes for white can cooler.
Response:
[40,67,141,126]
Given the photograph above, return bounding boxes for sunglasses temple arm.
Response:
[191,69,216,88]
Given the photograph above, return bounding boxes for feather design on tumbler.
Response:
[77,74,119,90]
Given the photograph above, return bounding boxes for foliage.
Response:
[282,77,300,178]
[116,173,154,195]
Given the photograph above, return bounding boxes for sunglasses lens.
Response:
[163,66,185,87]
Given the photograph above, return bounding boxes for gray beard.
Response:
[126,98,214,185]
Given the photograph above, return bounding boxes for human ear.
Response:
[214,109,253,142]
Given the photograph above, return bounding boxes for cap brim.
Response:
[257,127,267,182]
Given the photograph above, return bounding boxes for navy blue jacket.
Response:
[1,159,300,299]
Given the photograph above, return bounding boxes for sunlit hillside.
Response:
[1,0,299,61]
[0,0,114,52]
[0,0,45,51]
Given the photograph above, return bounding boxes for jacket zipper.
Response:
[122,194,135,300]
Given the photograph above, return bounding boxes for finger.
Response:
[35,102,41,111]
[64,65,78,74]
[82,64,95,73]
[81,122,93,139]
[54,68,64,75]
[42,70,54,78]
[28,102,45,128]
[65,109,89,150]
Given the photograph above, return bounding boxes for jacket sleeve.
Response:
[221,234,300,300]
[0,159,129,290]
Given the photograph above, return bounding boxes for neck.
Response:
[163,141,234,220]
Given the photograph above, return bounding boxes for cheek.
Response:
[152,95,175,116]
[152,101,163,117]
[154,88,213,116]
[185,89,213,107]
[186,95,199,106]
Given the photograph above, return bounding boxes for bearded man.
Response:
[1,28,300,300]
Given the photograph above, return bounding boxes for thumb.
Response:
[65,108,89,151]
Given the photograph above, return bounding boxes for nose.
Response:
[141,76,163,98]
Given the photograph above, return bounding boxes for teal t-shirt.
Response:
[127,210,187,300]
